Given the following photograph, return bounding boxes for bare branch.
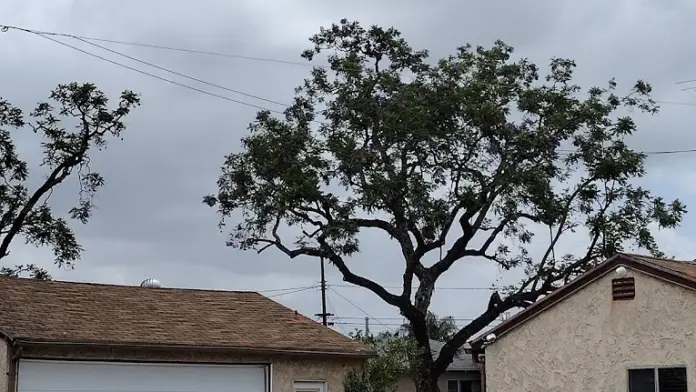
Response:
[316,236,407,308]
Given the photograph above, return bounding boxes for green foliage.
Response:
[207,18,686,387]
[402,311,458,342]
[0,83,140,279]
[345,330,415,392]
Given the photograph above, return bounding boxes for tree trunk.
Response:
[413,365,440,392]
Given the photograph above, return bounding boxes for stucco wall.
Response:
[12,345,363,392]
[485,268,696,392]
[395,370,480,392]
[0,338,7,392]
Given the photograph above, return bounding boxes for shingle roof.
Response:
[624,253,696,280]
[470,253,696,351]
[0,277,372,356]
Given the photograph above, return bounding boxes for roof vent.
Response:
[612,277,635,301]
[140,278,162,288]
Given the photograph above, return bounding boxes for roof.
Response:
[0,277,372,357]
[429,339,478,371]
[471,253,696,351]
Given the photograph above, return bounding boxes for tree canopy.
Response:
[0,83,140,279]
[207,19,685,392]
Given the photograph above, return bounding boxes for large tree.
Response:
[0,83,140,279]
[206,20,685,392]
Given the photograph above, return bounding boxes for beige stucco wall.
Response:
[485,268,696,392]
[395,370,480,392]
[0,338,7,392]
[9,345,363,392]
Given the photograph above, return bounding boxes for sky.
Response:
[3,0,696,337]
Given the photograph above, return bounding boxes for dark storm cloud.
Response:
[3,0,696,334]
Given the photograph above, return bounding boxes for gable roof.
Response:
[0,277,372,357]
[470,253,696,351]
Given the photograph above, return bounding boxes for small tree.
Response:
[206,20,685,392]
[0,83,140,279]
[345,330,414,392]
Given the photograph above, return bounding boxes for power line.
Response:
[328,286,393,330]
[4,24,696,158]
[257,285,317,293]
[334,316,478,321]
[6,24,696,112]
[72,36,290,108]
[7,23,696,111]
[0,25,319,69]
[325,292,344,333]
[335,321,404,327]
[16,29,285,114]
[330,283,494,291]
[266,286,316,298]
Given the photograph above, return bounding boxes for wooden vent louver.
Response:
[612,277,635,301]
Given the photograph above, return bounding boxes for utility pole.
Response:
[365,317,370,336]
[315,256,333,326]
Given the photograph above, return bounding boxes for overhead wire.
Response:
[3,23,696,158]
[265,286,316,298]
[0,24,320,69]
[324,292,347,334]
[13,29,284,113]
[7,22,696,107]
[330,283,494,291]
[256,285,318,293]
[328,286,395,331]
[72,36,290,108]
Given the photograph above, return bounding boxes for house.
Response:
[470,253,696,392]
[0,277,373,392]
[396,340,482,392]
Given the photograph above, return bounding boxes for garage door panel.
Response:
[19,360,268,392]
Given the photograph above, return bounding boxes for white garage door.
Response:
[18,360,269,392]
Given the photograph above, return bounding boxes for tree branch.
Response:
[0,163,72,259]
[431,291,513,377]
[316,236,407,308]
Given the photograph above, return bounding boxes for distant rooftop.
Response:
[429,339,478,371]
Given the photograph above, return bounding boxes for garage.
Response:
[18,360,270,392]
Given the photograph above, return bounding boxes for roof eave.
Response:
[12,337,377,359]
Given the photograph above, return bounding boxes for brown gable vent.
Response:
[612,277,635,301]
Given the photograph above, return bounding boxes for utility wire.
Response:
[9,22,696,109]
[257,285,317,293]
[325,294,346,334]
[330,283,494,291]
[17,30,284,114]
[266,286,316,298]
[328,286,393,330]
[0,25,319,69]
[72,36,289,107]
[4,24,696,157]
[334,316,479,321]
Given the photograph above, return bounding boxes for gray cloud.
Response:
[3,0,696,335]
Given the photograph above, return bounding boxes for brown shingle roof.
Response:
[623,253,696,280]
[0,277,372,356]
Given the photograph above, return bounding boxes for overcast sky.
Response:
[3,0,696,337]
